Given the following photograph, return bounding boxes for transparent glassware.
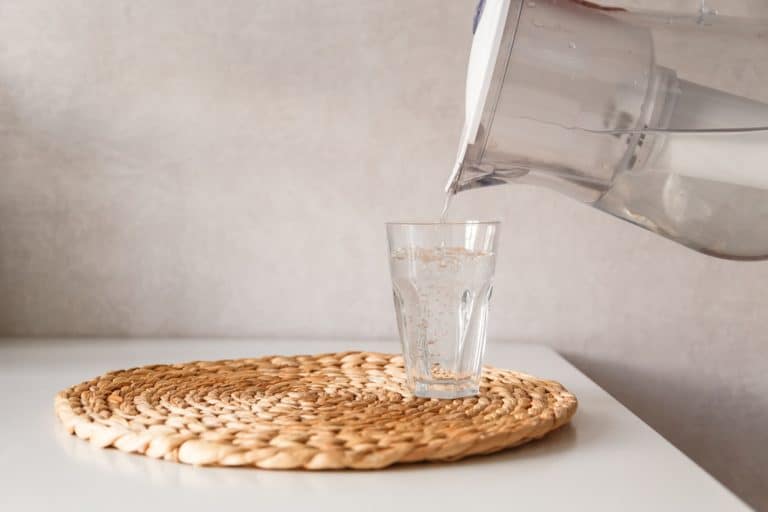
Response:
[449,0,768,260]
[386,222,499,399]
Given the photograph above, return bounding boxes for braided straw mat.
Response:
[55,351,577,470]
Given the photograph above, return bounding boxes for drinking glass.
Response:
[386,222,500,398]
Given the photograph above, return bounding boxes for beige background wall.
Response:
[0,0,766,508]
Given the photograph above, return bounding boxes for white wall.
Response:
[0,0,766,508]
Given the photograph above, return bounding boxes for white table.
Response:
[0,339,749,511]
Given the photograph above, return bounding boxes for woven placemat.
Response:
[55,351,577,469]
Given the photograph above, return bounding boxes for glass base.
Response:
[411,378,479,399]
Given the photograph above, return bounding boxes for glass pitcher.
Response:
[447,0,768,260]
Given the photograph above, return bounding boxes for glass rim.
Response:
[385,220,501,226]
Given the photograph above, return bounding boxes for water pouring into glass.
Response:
[388,0,768,400]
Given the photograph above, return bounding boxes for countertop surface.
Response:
[0,339,749,511]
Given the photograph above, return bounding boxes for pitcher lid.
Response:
[446,0,514,192]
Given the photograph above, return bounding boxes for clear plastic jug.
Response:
[447,0,768,260]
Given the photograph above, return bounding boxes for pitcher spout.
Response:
[448,163,529,193]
